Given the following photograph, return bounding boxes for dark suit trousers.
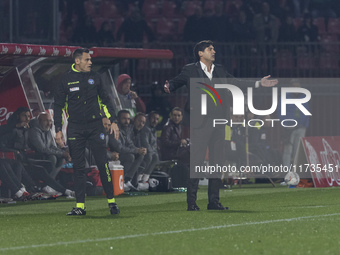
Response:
[188,119,225,205]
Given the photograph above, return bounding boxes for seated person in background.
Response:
[102,117,120,162]
[5,109,74,198]
[55,130,68,151]
[5,107,31,153]
[28,112,71,179]
[129,113,149,190]
[140,111,160,187]
[160,107,189,162]
[55,130,74,171]
[0,159,31,200]
[117,110,146,191]
[1,107,39,194]
[116,74,146,117]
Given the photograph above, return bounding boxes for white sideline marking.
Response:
[0,213,339,252]
[296,205,327,208]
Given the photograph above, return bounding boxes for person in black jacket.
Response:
[164,40,277,211]
[160,107,188,161]
[53,48,120,216]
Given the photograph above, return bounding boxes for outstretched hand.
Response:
[164,80,170,93]
[261,75,278,87]
[110,122,119,140]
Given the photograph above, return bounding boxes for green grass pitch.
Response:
[1,184,340,255]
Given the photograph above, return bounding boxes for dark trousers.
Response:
[188,120,225,206]
[119,152,144,180]
[26,160,67,194]
[67,121,114,203]
[0,159,22,195]
[186,174,221,205]
[142,153,159,175]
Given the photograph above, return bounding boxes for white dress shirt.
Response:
[200,61,214,80]
[200,61,260,87]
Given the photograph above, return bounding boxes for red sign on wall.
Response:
[300,137,340,187]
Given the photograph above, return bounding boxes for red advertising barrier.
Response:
[0,43,78,57]
[300,137,340,187]
[0,43,173,59]
[0,68,30,125]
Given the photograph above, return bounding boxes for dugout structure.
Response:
[0,43,173,127]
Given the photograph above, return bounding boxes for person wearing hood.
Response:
[5,107,31,152]
[116,74,146,118]
[0,106,30,139]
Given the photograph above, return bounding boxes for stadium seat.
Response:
[111,17,124,35]
[93,17,104,32]
[276,50,294,69]
[173,17,187,35]
[143,3,160,19]
[156,18,174,41]
[84,0,97,18]
[182,1,197,17]
[162,0,178,18]
[319,53,339,69]
[144,0,159,5]
[297,53,316,70]
[327,18,340,34]
[313,17,326,34]
[203,1,215,12]
[137,59,149,71]
[293,18,302,29]
[234,0,243,9]
[99,1,119,19]
[321,34,339,53]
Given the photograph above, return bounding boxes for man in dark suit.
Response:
[164,40,277,211]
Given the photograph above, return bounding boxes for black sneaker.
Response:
[109,203,120,215]
[207,202,228,210]
[66,207,86,216]
[187,204,200,211]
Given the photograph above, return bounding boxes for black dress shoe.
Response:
[187,204,200,211]
[207,203,228,210]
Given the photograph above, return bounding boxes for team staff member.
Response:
[54,48,120,216]
[164,40,277,211]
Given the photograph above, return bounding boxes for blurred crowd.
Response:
[58,0,340,46]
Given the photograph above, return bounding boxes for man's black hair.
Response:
[193,40,214,62]
[6,106,30,128]
[134,112,146,120]
[72,48,90,61]
[171,107,183,115]
[117,109,131,119]
[148,111,159,119]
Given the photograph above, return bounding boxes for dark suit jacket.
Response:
[169,62,256,126]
